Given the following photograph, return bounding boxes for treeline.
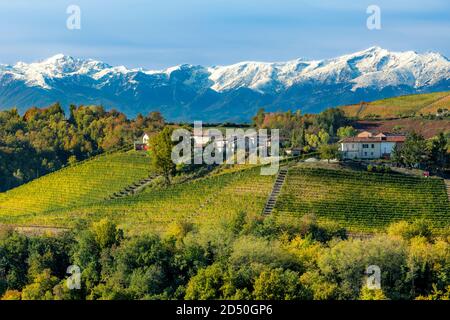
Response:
[253,108,450,170]
[392,132,449,173]
[252,108,349,150]
[0,103,164,191]
[0,214,449,300]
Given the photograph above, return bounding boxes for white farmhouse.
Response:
[340,131,406,160]
[142,133,150,145]
[134,132,151,151]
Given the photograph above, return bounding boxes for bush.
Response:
[185,263,225,300]
[1,290,22,300]
[387,220,433,241]
[253,268,307,300]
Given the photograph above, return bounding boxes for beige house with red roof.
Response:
[340,131,406,160]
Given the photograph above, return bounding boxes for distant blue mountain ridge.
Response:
[0,47,448,122]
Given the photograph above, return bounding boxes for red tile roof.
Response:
[340,133,406,143]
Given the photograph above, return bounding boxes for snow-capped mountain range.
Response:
[0,47,449,122]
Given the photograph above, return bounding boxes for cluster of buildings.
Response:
[135,130,407,161]
[134,131,272,154]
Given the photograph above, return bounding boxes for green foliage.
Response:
[91,219,123,250]
[315,236,409,299]
[185,263,225,300]
[0,232,29,294]
[305,133,320,149]
[426,133,449,171]
[253,268,307,300]
[337,126,357,139]
[0,165,274,234]
[392,131,448,171]
[317,129,330,145]
[398,132,428,168]
[149,127,176,185]
[387,220,433,241]
[230,236,297,270]
[0,216,449,300]
[318,144,340,162]
[21,269,60,300]
[359,287,388,300]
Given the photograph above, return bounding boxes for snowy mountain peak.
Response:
[1,47,448,92]
[0,48,448,121]
[43,53,70,63]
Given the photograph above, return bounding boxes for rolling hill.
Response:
[1,151,449,235]
[341,91,450,119]
[0,163,275,235]
[274,164,450,232]
[0,150,152,220]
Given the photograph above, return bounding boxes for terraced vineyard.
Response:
[0,151,152,221]
[0,165,275,235]
[341,91,450,119]
[273,166,450,232]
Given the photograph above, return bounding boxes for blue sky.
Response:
[0,0,449,69]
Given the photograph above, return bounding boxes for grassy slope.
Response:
[274,165,450,232]
[341,91,450,119]
[0,151,152,220]
[0,165,275,235]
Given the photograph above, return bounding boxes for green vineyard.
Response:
[0,164,274,235]
[273,166,450,232]
[1,150,449,235]
[0,151,152,220]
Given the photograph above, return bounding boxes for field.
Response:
[353,118,450,139]
[273,164,449,232]
[0,163,274,235]
[1,148,449,235]
[0,151,152,219]
[341,91,450,119]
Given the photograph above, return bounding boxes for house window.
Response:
[362,144,369,148]
[364,152,367,156]
[371,144,375,148]
[371,152,374,156]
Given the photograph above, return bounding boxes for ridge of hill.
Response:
[0,151,152,219]
[341,91,450,119]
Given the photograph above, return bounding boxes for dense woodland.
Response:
[0,215,449,300]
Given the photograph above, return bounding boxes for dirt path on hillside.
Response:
[0,224,69,236]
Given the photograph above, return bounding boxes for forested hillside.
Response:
[0,104,164,191]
